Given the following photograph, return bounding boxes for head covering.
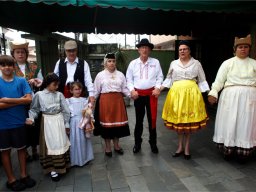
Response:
[234,34,251,47]
[104,53,116,59]
[64,40,77,50]
[136,38,154,50]
[9,40,29,51]
[103,53,116,66]
[178,40,191,49]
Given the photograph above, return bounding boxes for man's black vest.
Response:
[58,58,87,96]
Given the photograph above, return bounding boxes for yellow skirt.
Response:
[162,80,208,133]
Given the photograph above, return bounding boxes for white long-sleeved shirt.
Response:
[94,69,130,99]
[126,57,163,91]
[54,57,94,97]
[208,56,256,98]
[162,57,210,92]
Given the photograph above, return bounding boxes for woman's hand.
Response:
[65,128,70,135]
[131,90,139,100]
[152,88,160,98]
[208,95,217,105]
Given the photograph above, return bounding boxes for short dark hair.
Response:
[0,55,15,66]
[42,73,59,88]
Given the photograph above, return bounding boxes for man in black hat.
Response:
[126,38,163,154]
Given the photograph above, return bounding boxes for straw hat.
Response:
[9,40,29,51]
[234,34,251,47]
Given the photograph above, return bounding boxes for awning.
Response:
[0,1,256,35]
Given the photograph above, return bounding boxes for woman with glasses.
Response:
[208,35,256,163]
[161,40,210,160]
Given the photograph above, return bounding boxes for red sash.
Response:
[135,87,158,129]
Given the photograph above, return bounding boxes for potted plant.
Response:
[115,49,131,106]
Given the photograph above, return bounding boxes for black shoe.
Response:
[184,154,191,160]
[32,153,39,161]
[105,151,112,157]
[172,151,184,157]
[26,154,33,162]
[114,148,124,155]
[50,172,60,182]
[6,180,26,191]
[133,145,141,153]
[20,175,36,188]
[150,144,159,154]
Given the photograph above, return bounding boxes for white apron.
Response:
[43,113,71,155]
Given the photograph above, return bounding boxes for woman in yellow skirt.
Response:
[161,40,209,160]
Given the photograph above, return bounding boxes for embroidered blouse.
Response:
[94,69,130,98]
[162,57,210,92]
[126,57,163,91]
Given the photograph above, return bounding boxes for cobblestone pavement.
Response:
[1,91,256,192]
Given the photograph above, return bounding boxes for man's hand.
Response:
[208,95,217,105]
[131,90,139,100]
[152,88,160,98]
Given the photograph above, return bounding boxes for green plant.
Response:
[115,49,128,75]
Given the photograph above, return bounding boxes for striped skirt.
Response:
[39,114,70,174]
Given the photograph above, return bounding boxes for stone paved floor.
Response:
[1,91,256,192]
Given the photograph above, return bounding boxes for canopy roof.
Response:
[1,1,256,35]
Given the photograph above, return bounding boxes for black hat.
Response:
[179,40,191,49]
[136,38,154,50]
[105,53,115,59]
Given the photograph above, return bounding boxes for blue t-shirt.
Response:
[0,76,32,130]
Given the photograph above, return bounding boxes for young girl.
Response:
[66,82,94,166]
[26,73,71,182]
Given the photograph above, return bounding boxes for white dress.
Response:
[209,56,256,150]
[66,97,94,166]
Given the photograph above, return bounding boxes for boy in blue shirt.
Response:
[0,55,36,191]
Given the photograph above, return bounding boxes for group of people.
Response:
[0,34,256,191]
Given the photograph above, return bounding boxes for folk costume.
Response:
[94,67,130,139]
[10,40,43,161]
[66,97,94,166]
[209,35,256,157]
[28,90,71,174]
[162,57,209,133]
[54,41,94,98]
[126,39,163,152]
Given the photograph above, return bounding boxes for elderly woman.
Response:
[10,40,43,161]
[161,40,209,160]
[94,53,130,157]
[208,35,256,163]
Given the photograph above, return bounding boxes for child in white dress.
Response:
[66,82,94,166]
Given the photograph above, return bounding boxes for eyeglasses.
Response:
[179,48,189,52]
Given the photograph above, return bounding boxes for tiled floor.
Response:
[1,91,256,192]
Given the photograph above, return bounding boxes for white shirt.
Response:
[162,57,210,92]
[54,57,94,97]
[94,69,130,99]
[126,57,163,91]
[208,56,256,98]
